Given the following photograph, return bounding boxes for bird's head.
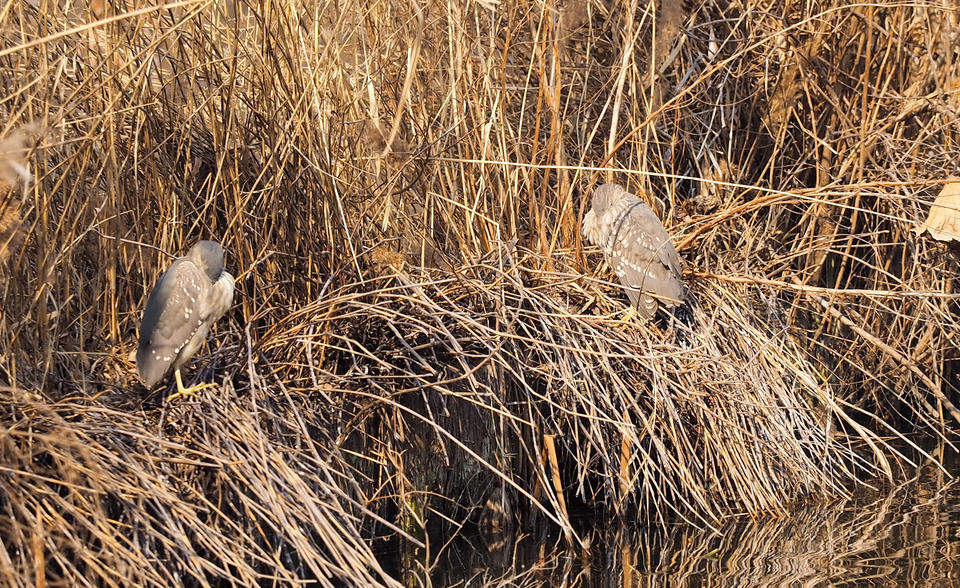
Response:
[591,183,625,214]
[188,240,226,281]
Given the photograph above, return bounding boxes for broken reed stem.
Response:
[543,433,575,547]
[619,416,631,514]
[32,509,44,588]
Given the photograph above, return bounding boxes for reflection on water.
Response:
[416,449,960,586]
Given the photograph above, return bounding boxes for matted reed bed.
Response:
[1,0,959,585]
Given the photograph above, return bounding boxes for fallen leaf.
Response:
[915,182,960,242]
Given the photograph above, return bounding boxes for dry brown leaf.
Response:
[914,182,960,242]
[359,119,412,161]
[0,122,42,266]
[695,157,737,211]
[0,202,21,266]
[369,244,406,271]
[0,123,39,192]
[761,36,817,137]
[87,0,106,18]
[558,0,590,37]
[654,0,687,70]
[763,66,801,135]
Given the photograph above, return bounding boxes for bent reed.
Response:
[1,1,959,585]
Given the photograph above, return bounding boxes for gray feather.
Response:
[136,259,208,388]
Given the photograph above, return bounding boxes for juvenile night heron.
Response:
[582,183,684,318]
[136,240,235,401]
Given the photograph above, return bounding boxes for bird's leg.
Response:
[166,367,216,402]
[619,305,638,323]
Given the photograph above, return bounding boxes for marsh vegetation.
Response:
[1,0,959,585]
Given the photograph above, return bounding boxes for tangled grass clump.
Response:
[1,0,960,584]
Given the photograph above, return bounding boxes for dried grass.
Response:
[1,0,959,584]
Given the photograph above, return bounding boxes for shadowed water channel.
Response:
[392,446,960,586]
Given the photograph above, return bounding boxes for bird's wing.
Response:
[136,258,208,387]
[626,201,683,277]
[611,201,684,307]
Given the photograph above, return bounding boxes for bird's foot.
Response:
[166,381,216,403]
[618,306,638,324]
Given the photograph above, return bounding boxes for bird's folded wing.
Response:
[626,202,683,278]
[140,259,207,355]
[614,204,683,307]
[656,238,683,280]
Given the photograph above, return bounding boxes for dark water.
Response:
[404,448,960,586]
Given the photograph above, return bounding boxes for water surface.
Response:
[415,448,960,586]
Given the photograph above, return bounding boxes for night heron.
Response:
[582,183,684,318]
[136,240,235,401]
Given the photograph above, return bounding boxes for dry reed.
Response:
[1,0,959,584]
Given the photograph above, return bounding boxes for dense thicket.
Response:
[1,1,958,585]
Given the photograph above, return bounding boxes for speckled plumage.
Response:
[136,241,235,389]
[582,183,684,318]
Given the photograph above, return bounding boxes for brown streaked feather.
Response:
[583,184,684,316]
